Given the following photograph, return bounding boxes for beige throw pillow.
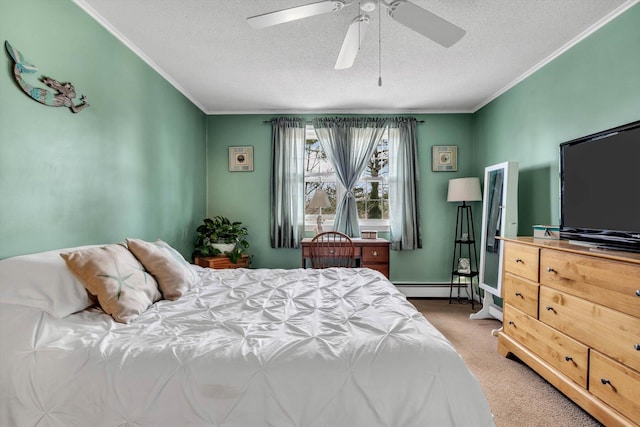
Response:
[126,238,199,300]
[61,244,161,323]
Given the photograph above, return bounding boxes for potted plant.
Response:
[193,216,250,264]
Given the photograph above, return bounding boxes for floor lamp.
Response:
[447,177,482,306]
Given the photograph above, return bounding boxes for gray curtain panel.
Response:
[313,117,388,237]
[270,117,305,248]
[388,117,422,250]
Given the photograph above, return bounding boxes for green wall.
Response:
[2,0,637,286]
[473,3,640,234]
[0,0,207,259]
[206,4,640,283]
[206,114,476,283]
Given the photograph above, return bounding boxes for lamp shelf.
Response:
[451,271,479,278]
[447,175,481,307]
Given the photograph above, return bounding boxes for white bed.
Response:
[0,246,494,427]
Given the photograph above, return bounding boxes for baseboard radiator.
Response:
[394,282,475,299]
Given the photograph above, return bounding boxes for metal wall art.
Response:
[228,146,254,172]
[432,145,458,172]
[5,41,89,113]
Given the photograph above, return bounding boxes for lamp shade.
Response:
[308,189,331,209]
[447,177,482,202]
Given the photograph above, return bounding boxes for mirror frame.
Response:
[470,161,518,322]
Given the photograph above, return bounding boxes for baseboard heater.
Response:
[393,282,470,299]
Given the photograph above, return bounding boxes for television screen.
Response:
[560,120,640,252]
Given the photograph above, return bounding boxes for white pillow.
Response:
[0,245,99,318]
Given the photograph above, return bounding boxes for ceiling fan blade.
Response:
[335,15,370,70]
[247,1,346,29]
[388,1,465,48]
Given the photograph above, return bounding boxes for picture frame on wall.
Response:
[432,145,458,172]
[228,146,254,172]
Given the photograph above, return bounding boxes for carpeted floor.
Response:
[409,298,603,427]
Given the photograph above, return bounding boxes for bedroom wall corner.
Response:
[0,0,207,259]
[205,113,476,284]
[472,3,640,235]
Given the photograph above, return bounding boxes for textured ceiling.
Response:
[74,0,637,114]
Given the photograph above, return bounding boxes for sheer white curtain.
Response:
[388,117,422,250]
[313,117,388,237]
[270,117,305,248]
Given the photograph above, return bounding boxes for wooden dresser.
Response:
[498,237,640,426]
[300,237,390,278]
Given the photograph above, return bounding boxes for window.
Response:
[304,125,389,232]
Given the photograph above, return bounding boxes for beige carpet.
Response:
[409,298,603,427]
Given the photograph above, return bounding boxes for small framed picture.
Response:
[432,145,458,172]
[457,257,471,274]
[228,146,254,172]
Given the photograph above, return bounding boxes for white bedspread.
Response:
[0,267,494,427]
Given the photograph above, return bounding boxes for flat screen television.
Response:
[559,119,640,253]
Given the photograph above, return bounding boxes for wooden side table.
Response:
[194,255,250,269]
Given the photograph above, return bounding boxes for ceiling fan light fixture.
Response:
[247,0,466,74]
[360,0,377,12]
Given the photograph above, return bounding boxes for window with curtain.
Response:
[271,116,421,250]
[304,125,389,232]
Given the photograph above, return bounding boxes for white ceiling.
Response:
[74,0,637,114]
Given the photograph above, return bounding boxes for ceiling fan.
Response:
[247,0,466,70]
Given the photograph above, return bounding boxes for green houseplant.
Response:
[193,216,250,264]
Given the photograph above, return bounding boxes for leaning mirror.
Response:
[470,161,518,322]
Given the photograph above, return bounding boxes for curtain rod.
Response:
[262,119,425,124]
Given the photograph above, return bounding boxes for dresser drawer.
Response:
[539,286,640,373]
[589,350,640,425]
[361,245,389,263]
[503,242,539,282]
[504,304,588,387]
[503,272,539,318]
[540,249,640,318]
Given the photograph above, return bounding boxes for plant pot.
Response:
[211,243,235,254]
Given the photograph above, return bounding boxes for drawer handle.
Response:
[600,378,611,386]
[564,356,573,362]
[546,267,556,273]
[635,343,640,351]
[371,251,378,257]
[514,292,523,298]
[515,258,523,263]
[636,290,640,297]
[545,306,555,312]
[508,321,515,326]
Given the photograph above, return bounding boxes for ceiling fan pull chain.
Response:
[358,1,361,50]
[378,0,382,86]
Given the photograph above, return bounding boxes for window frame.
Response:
[303,125,390,233]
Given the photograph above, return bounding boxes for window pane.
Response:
[305,182,337,216]
[355,179,388,220]
[303,127,390,228]
[305,139,334,175]
[362,139,389,178]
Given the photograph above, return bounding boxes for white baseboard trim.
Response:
[394,282,472,299]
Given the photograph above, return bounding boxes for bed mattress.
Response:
[0,266,494,426]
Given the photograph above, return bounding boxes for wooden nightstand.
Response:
[194,255,250,269]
